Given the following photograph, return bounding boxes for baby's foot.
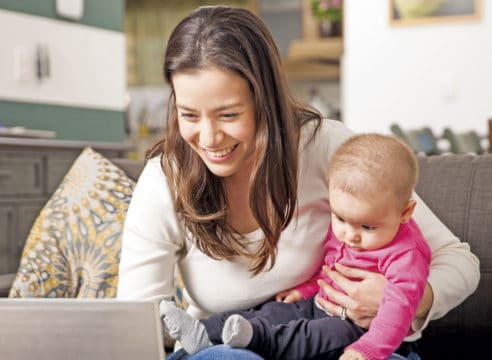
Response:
[221,314,253,348]
[159,300,212,354]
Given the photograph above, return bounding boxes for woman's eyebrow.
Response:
[176,102,243,112]
[214,102,242,111]
[175,104,196,111]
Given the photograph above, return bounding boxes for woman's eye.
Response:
[336,215,345,223]
[221,113,238,119]
[179,113,197,120]
[362,225,376,231]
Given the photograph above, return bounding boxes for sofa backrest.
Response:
[415,154,492,357]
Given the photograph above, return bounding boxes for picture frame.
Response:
[389,0,481,26]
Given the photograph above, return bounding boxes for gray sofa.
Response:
[411,154,491,358]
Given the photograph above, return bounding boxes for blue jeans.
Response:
[389,352,421,360]
[168,345,421,360]
[168,345,262,360]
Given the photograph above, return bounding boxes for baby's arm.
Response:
[339,349,366,360]
[276,264,326,302]
[294,270,323,299]
[345,245,430,359]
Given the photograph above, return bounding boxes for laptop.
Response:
[0,298,166,360]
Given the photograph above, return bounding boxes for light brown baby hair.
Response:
[327,134,418,210]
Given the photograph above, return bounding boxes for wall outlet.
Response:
[56,0,84,20]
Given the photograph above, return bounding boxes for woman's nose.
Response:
[200,119,223,147]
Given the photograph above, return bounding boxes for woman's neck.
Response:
[223,173,259,234]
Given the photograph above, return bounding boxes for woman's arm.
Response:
[408,191,480,335]
[117,158,184,301]
[316,192,480,335]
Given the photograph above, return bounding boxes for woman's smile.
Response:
[201,144,239,161]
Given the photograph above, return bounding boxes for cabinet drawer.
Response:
[0,154,43,196]
[0,206,16,274]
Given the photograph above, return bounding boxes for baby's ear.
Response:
[400,200,416,224]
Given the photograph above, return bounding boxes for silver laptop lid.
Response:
[0,298,165,360]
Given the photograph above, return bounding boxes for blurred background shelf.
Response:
[287,37,343,61]
[283,37,342,80]
[282,59,340,81]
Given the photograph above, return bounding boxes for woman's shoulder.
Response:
[134,156,170,193]
[141,156,165,177]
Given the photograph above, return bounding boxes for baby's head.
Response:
[327,134,418,251]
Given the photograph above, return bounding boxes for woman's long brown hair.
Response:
[148,6,321,275]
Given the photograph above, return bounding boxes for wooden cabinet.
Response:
[0,154,43,196]
[0,206,15,275]
[0,138,133,295]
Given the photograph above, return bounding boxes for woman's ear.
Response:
[400,200,416,224]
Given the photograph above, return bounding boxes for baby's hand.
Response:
[339,349,366,360]
[275,289,303,303]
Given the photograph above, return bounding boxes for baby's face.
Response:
[328,187,404,251]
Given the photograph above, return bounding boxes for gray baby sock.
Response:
[159,300,212,354]
[221,314,254,348]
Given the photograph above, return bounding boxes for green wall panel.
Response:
[0,100,126,143]
[0,0,124,32]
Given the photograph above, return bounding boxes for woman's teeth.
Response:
[206,145,235,157]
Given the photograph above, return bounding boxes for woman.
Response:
[117,6,479,360]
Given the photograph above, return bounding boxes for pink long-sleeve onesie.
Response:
[296,219,431,360]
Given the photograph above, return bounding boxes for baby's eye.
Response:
[361,225,376,231]
[335,215,345,223]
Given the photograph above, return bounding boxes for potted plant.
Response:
[311,0,343,37]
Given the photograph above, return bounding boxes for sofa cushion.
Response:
[416,154,492,358]
[9,147,135,298]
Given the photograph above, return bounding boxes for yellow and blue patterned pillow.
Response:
[9,147,135,298]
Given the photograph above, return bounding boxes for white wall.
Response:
[0,10,126,111]
[342,0,492,136]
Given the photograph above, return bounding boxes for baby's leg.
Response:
[223,311,365,360]
[159,300,212,354]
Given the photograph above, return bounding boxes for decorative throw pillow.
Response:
[9,147,135,298]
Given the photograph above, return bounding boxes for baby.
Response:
[161,133,431,360]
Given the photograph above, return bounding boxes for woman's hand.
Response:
[316,263,386,329]
[275,288,303,303]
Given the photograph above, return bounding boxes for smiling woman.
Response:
[117,5,480,360]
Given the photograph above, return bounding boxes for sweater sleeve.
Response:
[295,270,322,299]
[407,191,480,339]
[117,158,184,302]
[347,246,430,360]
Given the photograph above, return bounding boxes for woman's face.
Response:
[173,67,257,179]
